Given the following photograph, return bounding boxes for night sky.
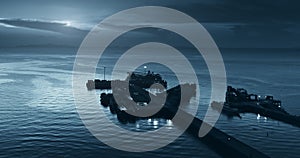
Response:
[0,0,299,49]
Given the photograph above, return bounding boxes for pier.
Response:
[85,71,277,157]
[94,81,270,157]
[99,86,269,157]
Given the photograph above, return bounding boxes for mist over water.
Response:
[0,50,299,157]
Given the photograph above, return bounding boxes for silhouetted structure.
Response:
[226,86,287,114]
[86,71,167,90]
[87,75,270,158]
[214,86,300,127]
[100,83,196,124]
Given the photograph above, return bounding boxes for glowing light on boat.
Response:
[257,114,261,119]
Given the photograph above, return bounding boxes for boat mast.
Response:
[143,65,147,74]
[103,66,106,80]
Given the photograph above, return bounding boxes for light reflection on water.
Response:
[0,53,299,157]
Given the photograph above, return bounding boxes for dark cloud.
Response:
[0,19,87,35]
[168,0,300,24]
[0,18,87,48]
[1,0,299,24]
[0,0,299,49]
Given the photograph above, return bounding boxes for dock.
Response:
[98,84,270,158]
[86,71,273,157]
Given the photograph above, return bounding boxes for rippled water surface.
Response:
[0,51,299,157]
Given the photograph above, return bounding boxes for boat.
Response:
[225,86,288,114]
[100,82,196,123]
[86,79,111,90]
[224,86,300,127]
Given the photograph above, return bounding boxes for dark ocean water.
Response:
[0,50,299,157]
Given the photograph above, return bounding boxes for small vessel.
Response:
[225,86,288,114]
[224,86,300,127]
[86,79,111,90]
